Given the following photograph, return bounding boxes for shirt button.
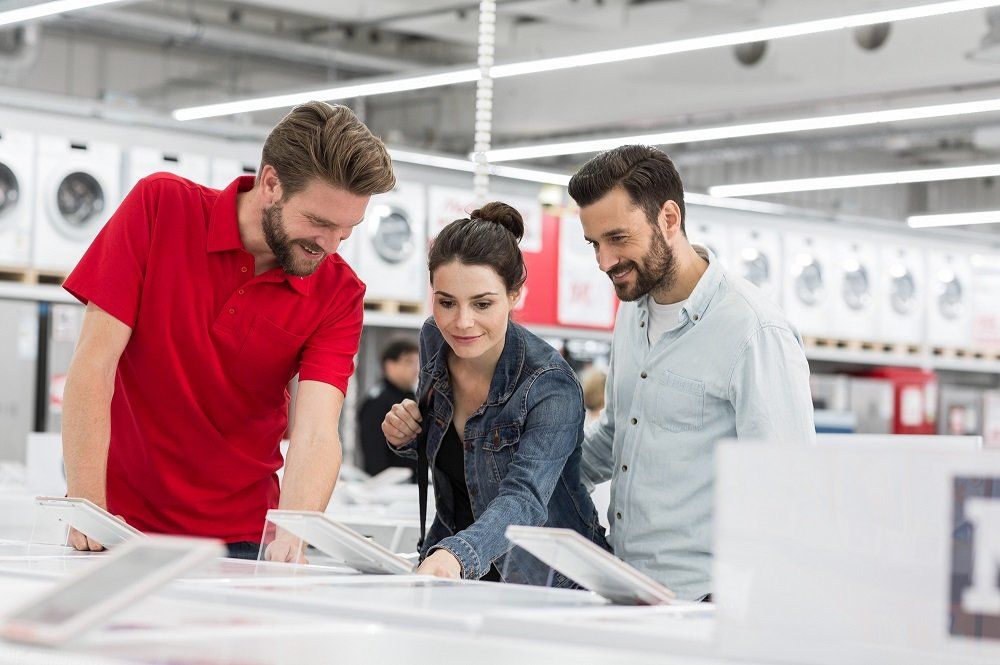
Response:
[630,417,638,425]
[241,266,248,273]
[639,321,645,328]
[693,314,700,321]
[622,464,628,472]
[228,308,236,315]
[616,511,623,520]
[238,289,245,295]
[640,372,647,379]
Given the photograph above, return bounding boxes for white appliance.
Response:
[877,243,925,346]
[729,224,782,303]
[32,135,122,273]
[782,231,832,338]
[124,147,210,192]
[830,237,880,341]
[925,249,973,348]
[354,180,427,303]
[209,156,257,189]
[0,130,35,268]
[687,219,731,269]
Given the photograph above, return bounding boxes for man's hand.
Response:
[416,548,462,579]
[264,535,309,564]
[67,526,105,552]
[383,399,423,448]
[66,512,129,552]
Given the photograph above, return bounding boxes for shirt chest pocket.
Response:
[481,423,521,484]
[652,371,705,433]
[234,314,308,400]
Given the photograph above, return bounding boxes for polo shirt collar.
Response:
[207,176,254,254]
[207,175,317,297]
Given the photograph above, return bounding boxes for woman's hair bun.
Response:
[471,201,524,243]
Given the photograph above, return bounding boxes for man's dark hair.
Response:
[568,145,686,234]
[381,339,418,367]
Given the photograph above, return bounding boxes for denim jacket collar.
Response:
[420,318,527,407]
[636,244,723,327]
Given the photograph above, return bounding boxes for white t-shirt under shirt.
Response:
[646,298,687,345]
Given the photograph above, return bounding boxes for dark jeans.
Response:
[226,541,261,560]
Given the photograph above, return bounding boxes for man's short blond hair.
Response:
[261,101,395,197]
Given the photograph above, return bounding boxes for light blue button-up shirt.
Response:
[582,246,816,600]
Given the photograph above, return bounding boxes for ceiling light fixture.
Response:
[173,0,1000,121]
[485,97,1000,162]
[0,0,133,28]
[708,163,1000,197]
[908,210,1000,227]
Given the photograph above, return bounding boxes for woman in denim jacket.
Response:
[383,202,608,585]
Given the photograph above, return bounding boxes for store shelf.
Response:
[0,282,75,305]
[805,346,1000,374]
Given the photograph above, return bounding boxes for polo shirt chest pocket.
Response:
[482,423,521,484]
[234,314,307,399]
[652,371,705,433]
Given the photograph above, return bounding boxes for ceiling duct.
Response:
[44,8,420,74]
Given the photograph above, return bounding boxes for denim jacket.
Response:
[392,318,609,585]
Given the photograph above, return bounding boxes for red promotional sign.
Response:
[513,213,559,327]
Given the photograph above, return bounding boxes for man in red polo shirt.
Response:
[60,102,395,560]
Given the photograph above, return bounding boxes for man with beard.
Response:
[60,102,395,561]
[568,145,815,601]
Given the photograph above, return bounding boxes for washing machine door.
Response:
[794,255,825,306]
[369,203,415,264]
[937,270,964,321]
[888,265,917,315]
[52,171,106,239]
[0,160,19,225]
[740,247,771,288]
[841,259,871,311]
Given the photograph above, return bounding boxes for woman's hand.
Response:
[382,398,423,448]
[416,548,463,579]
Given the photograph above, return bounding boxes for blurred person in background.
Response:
[357,339,419,478]
[581,366,607,426]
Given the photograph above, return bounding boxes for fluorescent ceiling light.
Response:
[0,0,132,28]
[388,148,570,186]
[908,210,1000,227]
[708,163,1000,197]
[174,69,479,121]
[174,1,1000,121]
[486,97,1000,162]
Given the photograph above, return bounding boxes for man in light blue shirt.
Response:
[569,145,815,601]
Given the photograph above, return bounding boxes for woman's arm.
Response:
[428,367,585,580]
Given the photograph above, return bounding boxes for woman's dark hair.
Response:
[428,201,527,293]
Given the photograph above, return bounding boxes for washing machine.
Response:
[925,249,973,349]
[32,135,122,273]
[830,237,880,341]
[688,219,731,270]
[0,129,35,269]
[124,146,211,192]
[729,224,783,304]
[876,243,925,346]
[209,156,258,189]
[354,180,427,303]
[782,231,832,338]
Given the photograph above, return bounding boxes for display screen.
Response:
[12,546,188,626]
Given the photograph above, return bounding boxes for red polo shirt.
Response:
[63,174,364,542]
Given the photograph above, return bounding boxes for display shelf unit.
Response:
[3,283,999,375]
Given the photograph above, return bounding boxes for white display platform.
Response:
[715,442,1000,665]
